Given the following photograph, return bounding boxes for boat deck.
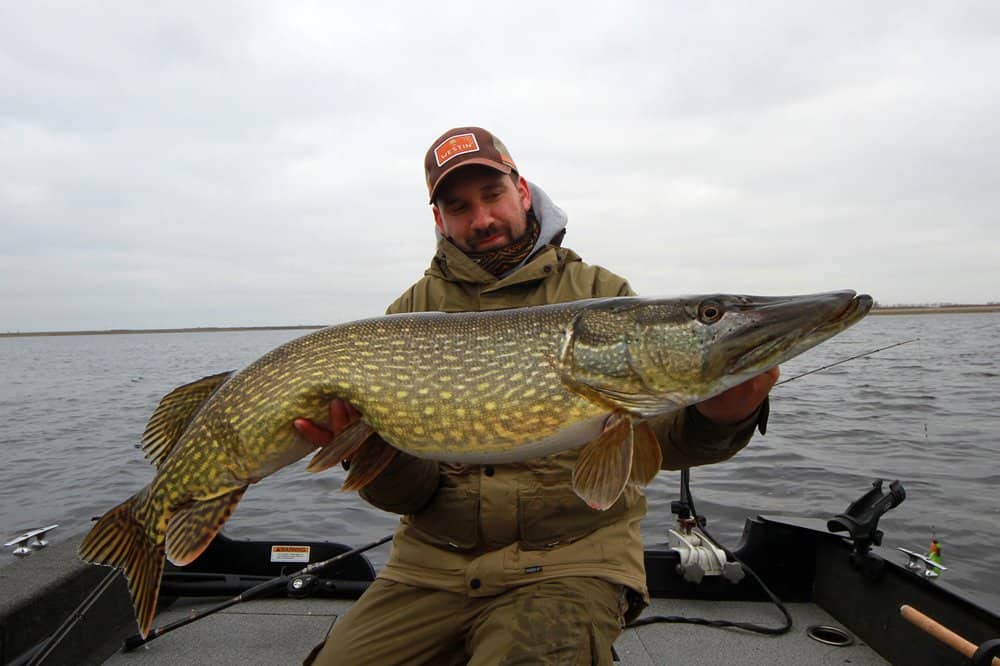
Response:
[7,515,997,665]
[103,595,887,665]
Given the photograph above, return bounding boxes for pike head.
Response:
[560,290,873,415]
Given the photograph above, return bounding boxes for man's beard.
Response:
[460,209,541,277]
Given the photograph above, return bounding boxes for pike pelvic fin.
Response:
[306,419,375,473]
[142,371,234,467]
[629,421,663,485]
[341,437,399,491]
[572,412,634,511]
[165,486,247,566]
[78,496,165,639]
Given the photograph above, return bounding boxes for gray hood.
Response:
[527,181,568,250]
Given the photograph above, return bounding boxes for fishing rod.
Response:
[774,338,918,387]
[122,533,393,652]
[22,569,122,666]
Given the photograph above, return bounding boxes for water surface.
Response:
[1,313,997,609]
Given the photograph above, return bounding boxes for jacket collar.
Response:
[427,240,579,292]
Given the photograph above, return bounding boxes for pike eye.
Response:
[698,301,723,324]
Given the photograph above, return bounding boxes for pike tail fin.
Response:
[79,497,165,639]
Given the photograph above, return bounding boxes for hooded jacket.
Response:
[360,183,763,604]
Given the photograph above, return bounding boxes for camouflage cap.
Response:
[424,127,518,203]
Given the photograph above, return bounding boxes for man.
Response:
[296,127,778,665]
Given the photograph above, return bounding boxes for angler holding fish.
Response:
[79,126,871,664]
[293,126,785,666]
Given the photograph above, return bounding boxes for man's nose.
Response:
[469,204,492,229]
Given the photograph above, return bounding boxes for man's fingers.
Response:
[329,399,361,434]
[294,418,334,447]
[753,366,780,394]
[694,365,781,425]
[294,400,362,447]
[745,366,780,400]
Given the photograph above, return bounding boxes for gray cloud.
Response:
[2,1,998,331]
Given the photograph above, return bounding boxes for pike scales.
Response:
[294,304,609,461]
[79,290,872,638]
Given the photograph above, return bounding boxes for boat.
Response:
[2,478,999,665]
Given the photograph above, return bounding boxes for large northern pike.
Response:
[80,290,871,636]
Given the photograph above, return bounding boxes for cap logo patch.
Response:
[434,133,480,167]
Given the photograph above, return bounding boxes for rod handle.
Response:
[900,604,1000,666]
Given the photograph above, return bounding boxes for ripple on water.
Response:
[1,319,998,609]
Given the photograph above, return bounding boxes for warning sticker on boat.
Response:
[270,545,310,564]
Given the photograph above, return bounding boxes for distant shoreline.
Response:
[0,325,325,339]
[869,305,1000,315]
[2,305,998,338]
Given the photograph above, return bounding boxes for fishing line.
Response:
[631,329,917,635]
[627,469,793,635]
[632,339,920,632]
[773,338,918,387]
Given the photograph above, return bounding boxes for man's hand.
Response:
[694,366,780,425]
[293,399,361,447]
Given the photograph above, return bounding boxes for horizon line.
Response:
[3,303,1000,339]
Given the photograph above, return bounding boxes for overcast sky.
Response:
[2,1,998,332]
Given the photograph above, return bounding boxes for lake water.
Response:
[1,312,998,611]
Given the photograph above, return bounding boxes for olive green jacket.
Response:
[363,234,763,601]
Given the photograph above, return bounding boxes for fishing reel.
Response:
[669,471,744,584]
[668,523,745,584]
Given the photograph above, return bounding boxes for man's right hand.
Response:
[293,399,361,447]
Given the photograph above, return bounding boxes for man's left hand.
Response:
[694,366,780,425]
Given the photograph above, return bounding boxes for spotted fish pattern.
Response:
[79,291,872,638]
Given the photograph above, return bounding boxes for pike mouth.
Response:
[811,293,873,336]
[727,293,873,375]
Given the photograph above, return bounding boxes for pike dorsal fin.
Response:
[165,486,247,566]
[572,412,633,511]
[142,371,234,467]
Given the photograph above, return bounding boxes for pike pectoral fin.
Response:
[165,486,247,566]
[629,421,663,485]
[306,420,375,473]
[341,437,399,491]
[142,371,234,467]
[572,412,634,511]
[78,496,165,639]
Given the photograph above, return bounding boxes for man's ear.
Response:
[517,175,532,211]
[432,205,445,234]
